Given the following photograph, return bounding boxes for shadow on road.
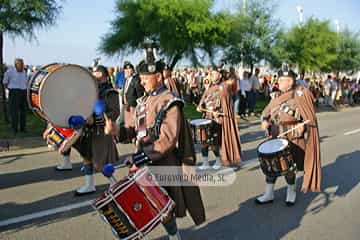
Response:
[0,183,108,233]
[2,151,360,239]
[0,154,130,190]
[240,131,265,144]
[155,150,360,239]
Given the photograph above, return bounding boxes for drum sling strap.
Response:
[148,98,184,141]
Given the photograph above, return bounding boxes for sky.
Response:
[4,0,360,67]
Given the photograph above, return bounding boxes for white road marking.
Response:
[0,200,92,228]
[0,158,259,228]
[344,128,360,136]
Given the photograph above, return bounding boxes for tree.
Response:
[331,28,360,74]
[0,0,62,122]
[284,18,337,72]
[100,0,231,69]
[223,0,281,72]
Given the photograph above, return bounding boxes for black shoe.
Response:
[255,198,274,205]
[285,201,295,207]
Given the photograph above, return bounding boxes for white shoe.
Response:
[255,183,274,204]
[75,175,96,196]
[212,158,222,170]
[199,157,210,170]
[55,155,72,171]
[169,231,182,240]
[286,183,296,206]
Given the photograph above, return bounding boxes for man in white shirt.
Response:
[248,68,260,116]
[3,58,28,134]
[239,71,251,117]
[330,74,338,108]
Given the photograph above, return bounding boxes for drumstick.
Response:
[277,120,310,138]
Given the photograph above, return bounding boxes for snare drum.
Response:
[93,167,175,240]
[27,63,97,127]
[43,125,82,153]
[257,138,296,177]
[189,118,213,144]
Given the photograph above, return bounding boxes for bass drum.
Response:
[27,63,97,127]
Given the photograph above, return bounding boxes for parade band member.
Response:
[105,58,205,240]
[163,64,182,98]
[196,66,242,169]
[122,61,144,129]
[255,65,321,206]
[45,65,120,195]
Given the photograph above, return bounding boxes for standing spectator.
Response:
[113,66,125,125]
[324,75,332,106]
[123,61,144,128]
[229,67,240,115]
[239,71,251,117]
[2,58,28,135]
[107,67,115,84]
[296,72,309,88]
[248,68,260,116]
[330,74,339,108]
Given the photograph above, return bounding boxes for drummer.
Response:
[196,66,242,169]
[104,52,206,240]
[48,65,120,196]
[255,64,321,206]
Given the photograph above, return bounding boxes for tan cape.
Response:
[198,82,242,165]
[120,88,206,225]
[262,86,321,192]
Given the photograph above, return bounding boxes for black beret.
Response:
[278,64,296,80]
[137,60,165,75]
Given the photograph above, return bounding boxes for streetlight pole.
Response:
[243,0,247,15]
[334,19,340,34]
[296,5,303,25]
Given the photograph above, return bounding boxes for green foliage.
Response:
[330,28,360,73]
[223,0,281,71]
[100,0,231,68]
[283,18,338,72]
[0,0,62,37]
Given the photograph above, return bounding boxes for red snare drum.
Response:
[44,125,82,153]
[93,167,175,240]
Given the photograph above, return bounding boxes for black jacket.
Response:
[123,74,144,107]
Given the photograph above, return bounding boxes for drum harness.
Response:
[135,93,184,158]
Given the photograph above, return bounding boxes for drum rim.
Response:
[257,138,289,156]
[36,63,98,127]
[190,118,212,125]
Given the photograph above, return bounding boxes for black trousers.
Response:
[266,171,296,185]
[8,89,27,133]
[239,92,248,115]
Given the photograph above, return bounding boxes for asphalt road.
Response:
[1,107,360,240]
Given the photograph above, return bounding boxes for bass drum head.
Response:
[258,138,289,155]
[190,118,212,126]
[40,65,97,127]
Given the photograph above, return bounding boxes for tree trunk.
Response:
[169,53,182,70]
[0,31,9,123]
